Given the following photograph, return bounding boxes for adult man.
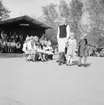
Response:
[57,18,71,65]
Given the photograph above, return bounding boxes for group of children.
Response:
[22,36,54,62]
[0,39,21,53]
[57,32,89,67]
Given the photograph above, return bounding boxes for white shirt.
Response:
[67,38,77,50]
[57,24,71,52]
[27,41,33,50]
[22,43,27,52]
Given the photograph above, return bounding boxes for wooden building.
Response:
[0,15,51,53]
[0,15,51,40]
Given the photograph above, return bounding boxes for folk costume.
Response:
[57,22,70,65]
[66,33,77,66]
[78,38,88,57]
[78,35,89,67]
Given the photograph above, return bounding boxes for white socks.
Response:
[67,56,73,65]
[70,58,73,65]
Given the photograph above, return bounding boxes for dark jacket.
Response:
[59,24,67,38]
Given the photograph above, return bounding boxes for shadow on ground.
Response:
[72,61,91,67]
[0,53,25,58]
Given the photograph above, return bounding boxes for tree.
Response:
[42,3,60,44]
[42,3,59,27]
[42,0,83,44]
[70,0,83,41]
[83,0,104,47]
[97,37,104,47]
[0,0,10,20]
[85,0,104,29]
[58,0,71,23]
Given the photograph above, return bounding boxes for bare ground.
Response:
[0,55,104,105]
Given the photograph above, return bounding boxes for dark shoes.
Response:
[66,63,72,66]
[58,61,65,66]
[78,64,87,67]
[83,64,87,67]
[58,62,62,66]
[78,64,82,67]
[66,64,69,66]
[56,60,59,62]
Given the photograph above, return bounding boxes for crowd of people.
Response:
[0,30,23,53]
[0,18,104,67]
[22,35,54,62]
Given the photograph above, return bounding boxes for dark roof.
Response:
[0,15,51,29]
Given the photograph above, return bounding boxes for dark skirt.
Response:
[65,47,67,54]
[59,52,66,64]
[78,46,89,57]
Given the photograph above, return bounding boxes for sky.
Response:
[2,0,90,26]
[2,0,70,18]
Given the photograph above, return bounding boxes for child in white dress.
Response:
[66,33,77,66]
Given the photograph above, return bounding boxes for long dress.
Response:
[66,38,77,57]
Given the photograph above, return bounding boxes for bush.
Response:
[100,49,104,57]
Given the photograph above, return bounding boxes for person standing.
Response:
[78,34,89,67]
[66,32,77,66]
[24,36,34,61]
[57,18,70,65]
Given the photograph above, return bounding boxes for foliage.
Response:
[97,37,104,47]
[45,29,57,45]
[58,0,71,22]
[70,0,83,41]
[42,3,59,28]
[85,0,104,30]
[41,0,83,44]
[0,0,10,20]
[85,0,104,47]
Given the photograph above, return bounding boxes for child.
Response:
[25,36,34,61]
[34,36,46,61]
[78,34,89,67]
[22,38,30,60]
[22,41,27,54]
[42,42,48,61]
[45,40,54,60]
[66,33,77,66]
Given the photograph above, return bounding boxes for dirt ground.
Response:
[0,54,104,105]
